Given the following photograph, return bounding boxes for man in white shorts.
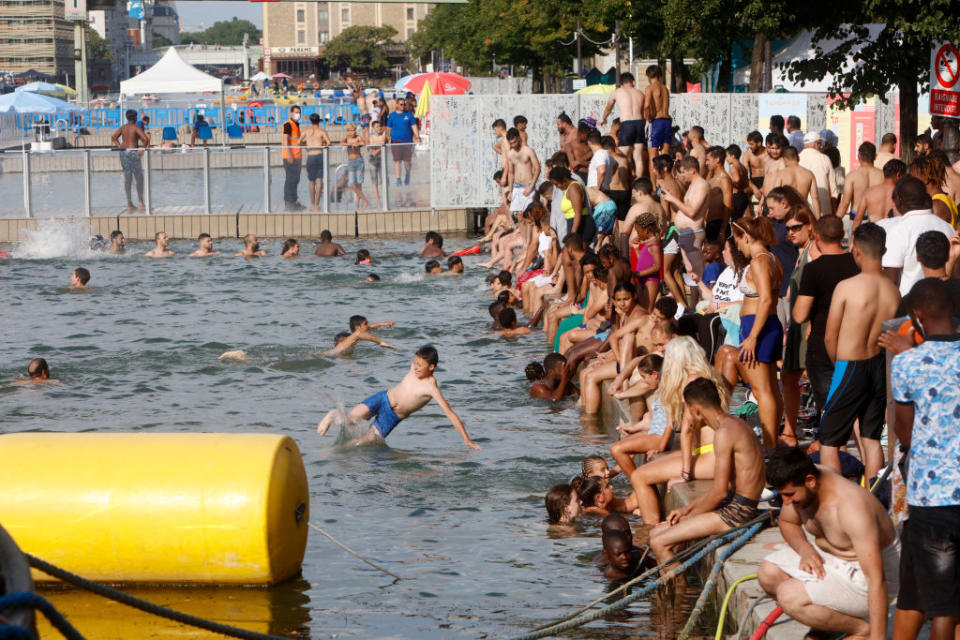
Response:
[759,448,899,640]
[505,127,541,215]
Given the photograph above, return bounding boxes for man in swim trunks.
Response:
[759,448,899,640]
[505,127,541,217]
[743,131,768,199]
[300,113,331,211]
[837,142,882,228]
[704,146,733,241]
[687,126,709,177]
[776,147,820,217]
[725,144,752,221]
[600,71,646,178]
[317,345,481,449]
[644,65,671,175]
[649,377,765,568]
[661,155,710,290]
[190,232,220,257]
[820,222,900,484]
[759,134,787,204]
[144,231,175,258]
[111,109,150,212]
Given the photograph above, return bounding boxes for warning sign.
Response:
[931,42,960,117]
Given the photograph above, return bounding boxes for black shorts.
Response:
[750,176,764,191]
[566,214,597,248]
[306,154,324,182]
[618,118,647,146]
[603,189,631,221]
[731,192,750,221]
[390,143,413,163]
[900,506,960,617]
[818,352,886,447]
[805,350,835,416]
[705,219,725,242]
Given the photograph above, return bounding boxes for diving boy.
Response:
[317,345,482,450]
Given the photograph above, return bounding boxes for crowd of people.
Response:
[473,64,959,640]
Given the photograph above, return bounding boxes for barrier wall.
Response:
[466,77,534,95]
[430,92,843,209]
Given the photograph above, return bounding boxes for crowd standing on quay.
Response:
[28,63,960,640]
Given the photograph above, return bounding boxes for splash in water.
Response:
[13,218,112,260]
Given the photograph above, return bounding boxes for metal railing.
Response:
[0,144,430,218]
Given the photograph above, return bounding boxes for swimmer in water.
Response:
[70,267,90,290]
[315,230,346,257]
[235,234,266,258]
[420,231,447,258]
[355,249,372,265]
[190,233,220,257]
[281,238,300,258]
[445,256,464,274]
[496,307,532,337]
[425,260,442,274]
[10,358,60,385]
[108,230,125,254]
[144,231,175,258]
[218,350,249,362]
[317,345,481,450]
[326,315,397,355]
[601,530,645,580]
[545,483,583,526]
[366,273,381,282]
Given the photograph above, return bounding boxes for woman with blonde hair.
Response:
[621,336,729,524]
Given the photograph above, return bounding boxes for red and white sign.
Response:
[930,42,960,117]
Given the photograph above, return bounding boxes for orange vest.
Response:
[281,118,301,161]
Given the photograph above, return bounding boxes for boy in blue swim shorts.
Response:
[317,345,482,450]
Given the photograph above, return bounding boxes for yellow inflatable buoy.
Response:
[0,433,309,585]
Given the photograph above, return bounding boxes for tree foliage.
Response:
[323,25,398,74]
[87,26,112,61]
[181,18,261,46]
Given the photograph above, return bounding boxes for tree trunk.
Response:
[717,56,732,93]
[749,33,766,92]
[900,79,918,165]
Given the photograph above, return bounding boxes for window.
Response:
[407,28,414,39]
[341,7,349,23]
[406,7,414,20]
[318,9,328,22]
[297,30,305,44]
[296,9,304,22]
[318,31,329,43]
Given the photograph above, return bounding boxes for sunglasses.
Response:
[785,223,806,232]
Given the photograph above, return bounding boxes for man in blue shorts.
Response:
[386,97,420,186]
[644,65,672,170]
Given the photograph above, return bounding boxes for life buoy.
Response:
[450,244,482,257]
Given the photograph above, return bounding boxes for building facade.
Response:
[262,2,430,79]
[0,0,75,79]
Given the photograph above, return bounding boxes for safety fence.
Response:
[0,144,429,218]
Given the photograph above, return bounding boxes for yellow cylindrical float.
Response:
[0,432,309,585]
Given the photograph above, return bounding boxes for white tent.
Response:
[120,47,226,143]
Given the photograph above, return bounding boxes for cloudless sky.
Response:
[174,1,263,32]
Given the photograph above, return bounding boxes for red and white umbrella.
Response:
[398,72,471,95]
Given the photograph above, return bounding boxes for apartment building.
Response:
[0,0,74,79]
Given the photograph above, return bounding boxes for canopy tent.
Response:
[120,47,226,144]
[249,71,270,83]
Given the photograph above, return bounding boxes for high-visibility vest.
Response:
[281,119,301,161]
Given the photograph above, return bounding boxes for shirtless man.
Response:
[108,230,125,254]
[759,134,786,202]
[367,120,387,208]
[556,113,583,176]
[317,345,481,450]
[874,132,898,170]
[853,160,905,229]
[759,448,899,640]
[648,377,764,566]
[704,146,733,241]
[661,155,710,282]
[821,222,900,482]
[190,232,220,257]
[492,118,508,178]
[776,147,820,217]
[837,142,883,222]
[744,131,768,199]
[644,64,671,173]
[325,315,396,355]
[561,118,592,182]
[69,267,90,290]
[111,109,150,212]
[687,126,709,176]
[300,113,331,211]
[10,358,60,385]
[496,307,533,338]
[315,229,346,257]
[235,233,266,258]
[600,71,646,177]
[420,231,447,258]
[622,176,666,235]
[726,144,751,220]
[144,231,175,258]
[505,127,541,216]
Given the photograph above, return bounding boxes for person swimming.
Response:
[356,249,372,265]
[70,267,90,290]
[545,483,583,526]
[10,358,60,385]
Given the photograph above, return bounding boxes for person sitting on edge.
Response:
[545,483,582,526]
[496,307,532,338]
[317,345,482,450]
[420,231,447,258]
[144,231,174,258]
[445,256,464,274]
[70,267,90,290]
[190,233,220,257]
[758,448,900,640]
[355,249,372,265]
[235,234,266,258]
[529,352,578,400]
[601,530,645,580]
[108,230,125,254]
[649,377,765,567]
[11,358,60,385]
[315,230,346,257]
[425,260,442,274]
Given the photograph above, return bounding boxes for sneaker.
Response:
[396,178,402,186]
[404,172,410,185]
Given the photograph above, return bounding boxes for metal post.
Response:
[143,149,152,215]
[203,147,211,214]
[382,144,390,211]
[614,21,621,85]
[576,19,583,76]
[83,149,91,217]
[322,150,330,213]
[263,146,271,214]
[22,150,32,218]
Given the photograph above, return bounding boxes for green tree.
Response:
[153,33,173,49]
[181,18,260,46]
[87,26,112,61]
[323,25,398,74]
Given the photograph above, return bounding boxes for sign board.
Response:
[572,79,586,90]
[128,0,144,20]
[930,42,960,117]
[269,46,319,58]
[65,0,87,21]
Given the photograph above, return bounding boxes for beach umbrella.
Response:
[415,80,432,118]
[394,74,416,91]
[398,72,471,95]
[16,81,66,96]
[250,71,270,82]
[574,83,615,94]
[55,83,77,97]
[271,73,291,79]
[0,91,83,114]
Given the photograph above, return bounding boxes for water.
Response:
[0,226,712,639]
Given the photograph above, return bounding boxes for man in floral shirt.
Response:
[890,277,960,640]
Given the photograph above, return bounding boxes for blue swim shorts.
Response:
[593,200,617,235]
[648,118,673,149]
[361,390,402,438]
